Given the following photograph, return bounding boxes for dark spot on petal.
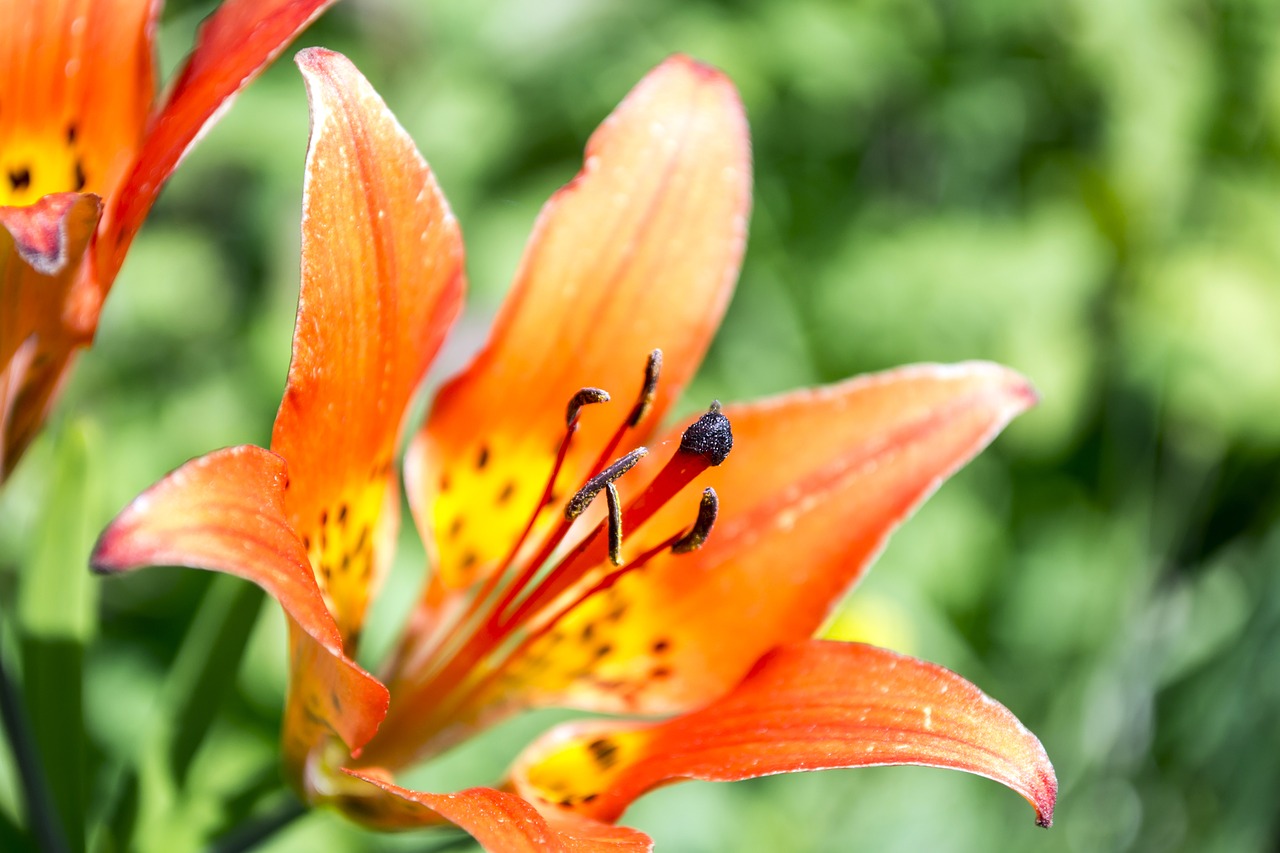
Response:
[439,472,451,492]
[497,480,516,504]
[587,738,619,769]
[460,551,478,570]
[73,160,86,191]
[651,666,672,679]
[582,793,598,804]
[581,622,595,642]
[320,509,329,526]
[66,123,77,143]
[303,535,312,551]
[448,517,464,539]
[356,525,370,553]
[330,690,342,713]
[652,638,670,654]
[9,167,31,191]
[594,644,612,659]
[476,445,490,470]
[337,503,348,525]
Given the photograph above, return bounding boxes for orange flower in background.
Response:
[0,0,339,480]
[92,48,1056,850]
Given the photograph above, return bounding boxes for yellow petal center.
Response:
[1,126,88,206]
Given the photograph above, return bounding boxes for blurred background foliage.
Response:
[2,0,1280,850]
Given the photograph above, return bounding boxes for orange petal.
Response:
[407,54,750,590]
[0,0,155,208]
[505,363,1036,714]
[341,771,652,851]
[513,640,1056,829]
[97,0,338,293]
[0,192,101,478]
[90,446,389,773]
[267,48,465,647]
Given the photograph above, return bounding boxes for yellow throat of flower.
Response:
[1,123,89,206]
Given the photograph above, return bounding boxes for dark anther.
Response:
[672,488,718,553]
[566,387,610,427]
[565,447,648,520]
[605,481,623,566]
[8,167,31,191]
[627,349,663,427]
[678,403,733,465]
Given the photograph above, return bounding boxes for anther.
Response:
[679,402,733,466]
[605,482,623,566]
[566,387,610,427]
[627,349,663,427]
[672,488,719,553]
[565,447,648,520]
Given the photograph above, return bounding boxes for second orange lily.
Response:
[0,0,340,481]
[92,48,1056,850]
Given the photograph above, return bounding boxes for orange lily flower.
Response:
[92,49,1056,849]
[0,0,339,480]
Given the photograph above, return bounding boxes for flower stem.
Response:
[0,630,70,853]
[206,795,306,853]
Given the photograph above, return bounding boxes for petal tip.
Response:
[294,44,340,72]
[1031,764,1057,828]
[663,53,728,82]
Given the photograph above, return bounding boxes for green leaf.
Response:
[17,421,99,853]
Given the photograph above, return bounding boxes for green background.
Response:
[3,0,1280,850]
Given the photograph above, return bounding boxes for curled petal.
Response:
[506,363,1036,714]
[90,446,388,766]
[408,54,751,591]
[0,193,102,477]
[269,48,465,647]
[513,640,1056,828]
[341,770,652,851]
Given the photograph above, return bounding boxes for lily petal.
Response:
[97,0,338,296]
[506,363,1036,714]
[0,192,101,476]
[407,54,751,590]
[342,771,652,851]
[0,0,155,208]
[513,640,1056,828]
[270,48,465,645]
[90,446,389,773]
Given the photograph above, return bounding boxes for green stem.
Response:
[206,795,306,853]
[0,629,69,853]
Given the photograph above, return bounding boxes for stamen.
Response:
[565,447,648,520]
[566,387,610,427]
[678,401,733,465]
[451,483,727,717]
[605,482,623,566]
[627,349,663,427]
[671,488,718,553]
[502,404,733,628]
